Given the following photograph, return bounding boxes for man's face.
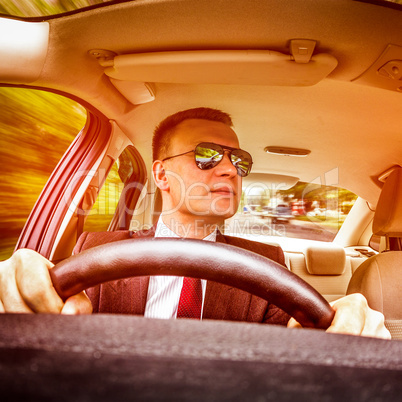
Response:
[161,119,242,224]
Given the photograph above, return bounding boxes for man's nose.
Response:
[214,151,237,177]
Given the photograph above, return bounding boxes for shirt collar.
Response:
[155,216,217,242]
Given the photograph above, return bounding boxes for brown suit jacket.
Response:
[73,227,290,326]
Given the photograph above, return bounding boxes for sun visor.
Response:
[0,18,49,84]
[104,49,338,88]
[109,78,156,104]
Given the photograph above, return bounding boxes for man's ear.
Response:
[152,160,170,191]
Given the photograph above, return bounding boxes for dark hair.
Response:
[152,107,233,161]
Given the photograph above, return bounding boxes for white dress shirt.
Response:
[144,217,217,319]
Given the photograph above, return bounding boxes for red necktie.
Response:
[176,277,202,319]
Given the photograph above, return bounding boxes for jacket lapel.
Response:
[202,231,251,321]
[131,227,155,315]
[96,227,155,315]
[131,276,149,315]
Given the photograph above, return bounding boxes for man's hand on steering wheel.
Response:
[288,293,391,339]
[0,248,92,314]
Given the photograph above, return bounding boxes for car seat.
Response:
[347,168,402,339]
[285,244,354,303]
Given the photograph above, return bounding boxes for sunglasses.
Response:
[162,142,253,177]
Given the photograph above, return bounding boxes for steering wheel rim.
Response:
[50,238,335,329]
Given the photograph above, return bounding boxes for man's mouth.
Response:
[211,185,235,195]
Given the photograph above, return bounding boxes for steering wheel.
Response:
[50,238,335,329]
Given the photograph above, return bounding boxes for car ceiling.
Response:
[1,0,402,206]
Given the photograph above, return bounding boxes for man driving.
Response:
[0,107,391,338]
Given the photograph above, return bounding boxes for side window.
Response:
[82,160,123,233]
[83,146,144,232]
[0,87,86,260]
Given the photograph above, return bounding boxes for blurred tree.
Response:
[0,87,86,260]
[0,0,112,17]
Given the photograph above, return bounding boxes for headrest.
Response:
[373,168,402,237]
[305,245,346,275]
